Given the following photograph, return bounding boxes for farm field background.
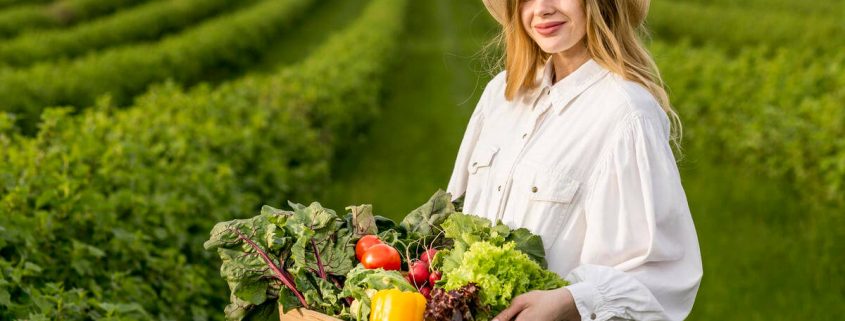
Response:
[0,0,842,320]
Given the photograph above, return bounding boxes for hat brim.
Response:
[482,0,650,26]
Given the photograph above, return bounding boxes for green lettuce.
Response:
[441,241,568,317]
[340,265,416,321]
[438,213,548,269]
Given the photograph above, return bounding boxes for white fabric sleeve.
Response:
[565,112,703,321]
[446,73,499,202]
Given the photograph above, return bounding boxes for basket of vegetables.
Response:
[204,190,569,321]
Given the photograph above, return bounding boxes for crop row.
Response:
[0,0,407,319]
[0,0,51,10]
[653,42,844,289]
[666,0,845,17]
[648,1,845,52]
[0,0,256,67]
[0,0,314,134]
[0,0,146,39]
[655,41,845,206]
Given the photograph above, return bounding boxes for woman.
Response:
[445,0,703,320]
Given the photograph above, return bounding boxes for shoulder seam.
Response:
[583,110,664,205]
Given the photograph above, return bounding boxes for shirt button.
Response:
[590,313,597,320]
[497,185,502,191]
[472,161,478,167]
[521,133,528,139]
[531,186,538,193]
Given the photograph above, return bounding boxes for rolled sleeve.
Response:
[569,112,703,321]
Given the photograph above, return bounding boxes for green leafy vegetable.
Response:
[341,265,416,321]
[439,213,548,268]
[347,204,378,237]
[204,202,357,320]
[283,202,356,279]
[400,189,456,240]
[441,241,568,317]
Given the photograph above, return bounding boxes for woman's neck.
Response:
[550,43,591,84]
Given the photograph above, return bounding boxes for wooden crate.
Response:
[279,306,343,321]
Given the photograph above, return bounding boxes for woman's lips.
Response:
[535,22,565,36]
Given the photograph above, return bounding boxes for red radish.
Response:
[428,271,442,286]
[408,260,430,287]
[419,248,438,264]
[420,286,432,300]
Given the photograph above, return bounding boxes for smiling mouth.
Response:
[535,22,565,36]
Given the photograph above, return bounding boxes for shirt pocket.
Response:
[467,143,499,175]
[464,143,500,211]
[520,164,581,251]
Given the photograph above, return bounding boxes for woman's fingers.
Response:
[492,296,529,321]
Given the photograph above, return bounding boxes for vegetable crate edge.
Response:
[280,306,342,321]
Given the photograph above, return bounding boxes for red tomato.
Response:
[355,235,382,261]
[419,248,438,264]
[361,244,402,270]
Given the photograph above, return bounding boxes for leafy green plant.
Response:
[0,0,257,67]
[0,0,407,318]
[440,241,567,318]
[0,0,147,39]
[651,40,845,300]
[0,0,314,133]
[204,203,358,320]
[0,0,51,10]
[649,1,845,52]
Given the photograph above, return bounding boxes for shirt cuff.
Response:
[566,281,603,321]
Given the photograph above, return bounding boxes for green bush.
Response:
[0,0,51,10]
[648,1,845,52]
[0,0,314,134]
[665,0,845,16]
[0,0,406,318]
[0,0,147,39]
[654,42,845,207]
[652,41,845,295]
[0,0,257,67]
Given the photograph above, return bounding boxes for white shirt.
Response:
[446,58,702,321]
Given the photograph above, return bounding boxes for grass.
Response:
[320,0,497,218]
[679,159,843,319]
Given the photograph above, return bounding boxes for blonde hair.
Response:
[485,0,683,150]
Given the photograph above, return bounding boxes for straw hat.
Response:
[481,0,650,26]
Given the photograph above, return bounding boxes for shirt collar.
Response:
[535,56,609,115]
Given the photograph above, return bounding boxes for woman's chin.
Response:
[537,41,570,54]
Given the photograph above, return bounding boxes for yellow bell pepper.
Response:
[369,288,426,321]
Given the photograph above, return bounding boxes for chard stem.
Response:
[233,228,309,308]
[311,239,327,280]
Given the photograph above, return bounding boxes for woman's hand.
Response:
[492,287,581,321]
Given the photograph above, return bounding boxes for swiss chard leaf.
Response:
[284,202,355,277]
[206,201,356,320]
[241,300,278,321]
[346,204,377,236]
[399,190,455,239]
[205,214,287,320]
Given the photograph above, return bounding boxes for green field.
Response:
[0,0,842,319]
